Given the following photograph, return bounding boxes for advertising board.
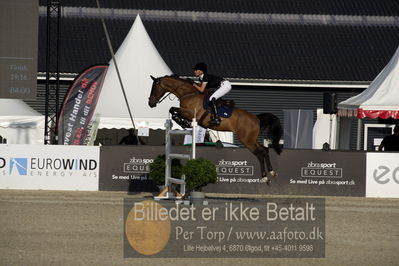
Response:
[99,146,161,191]
[0,144,99,191]
[264,150,366,197]
[100,146,366,196]
[366,152,399,198]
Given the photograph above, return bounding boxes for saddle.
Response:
[203,96,235,118]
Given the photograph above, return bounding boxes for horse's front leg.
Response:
[169,107,191,128]
[169,107,179,117]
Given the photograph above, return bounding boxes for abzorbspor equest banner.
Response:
[58,65,108,145]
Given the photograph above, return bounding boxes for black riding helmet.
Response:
[193,62,207,73]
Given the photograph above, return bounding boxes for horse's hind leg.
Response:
[245,142,278,185]
[246,143,271,183]
[260,145,277,177]
[237,123,276,183]
[254,145,267,178]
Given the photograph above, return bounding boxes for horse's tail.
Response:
[257,113,282,155]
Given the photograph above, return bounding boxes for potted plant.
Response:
[149,154,183,189]
[182,158,217,205]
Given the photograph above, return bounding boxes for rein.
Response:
[155,79,194,104]
[157,92,172,104]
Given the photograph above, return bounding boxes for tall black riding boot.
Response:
[209,98,221,126]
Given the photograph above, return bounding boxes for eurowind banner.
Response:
[58,65,108,145]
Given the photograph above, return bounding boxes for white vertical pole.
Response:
[191,117,197,159]
[191,109,197,159]
[164,119,173,187]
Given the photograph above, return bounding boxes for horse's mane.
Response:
[167,74,194,85]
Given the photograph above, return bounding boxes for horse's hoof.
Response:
[261,176,271,185]
[270,170,278,177]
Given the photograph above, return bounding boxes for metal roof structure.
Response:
[37,1,399,86]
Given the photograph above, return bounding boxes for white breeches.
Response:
[209,80,232,100]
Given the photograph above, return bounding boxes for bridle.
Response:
[149,78,167,104]
[149,77,191,104]
[157,91,172,104]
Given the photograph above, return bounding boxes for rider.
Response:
[192,62,232,126]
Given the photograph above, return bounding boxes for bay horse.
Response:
[148,75,282,183]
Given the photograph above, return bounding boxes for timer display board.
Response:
[0,0,38,99]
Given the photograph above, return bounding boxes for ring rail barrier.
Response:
[154,118,197,200]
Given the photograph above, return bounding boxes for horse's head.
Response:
[149,75,196,108]
[148,75,167,108]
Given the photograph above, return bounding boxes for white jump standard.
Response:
[154,118,197,200]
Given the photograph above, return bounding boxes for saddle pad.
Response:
[203,97,234,118]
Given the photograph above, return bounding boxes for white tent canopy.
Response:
[94,15,234,143]
[0,99,44,144]
[338,45,399,119]
[95,15,179,129]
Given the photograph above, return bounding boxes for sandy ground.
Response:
[0,190,398,266]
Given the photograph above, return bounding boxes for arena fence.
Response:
[1,144,398,198]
